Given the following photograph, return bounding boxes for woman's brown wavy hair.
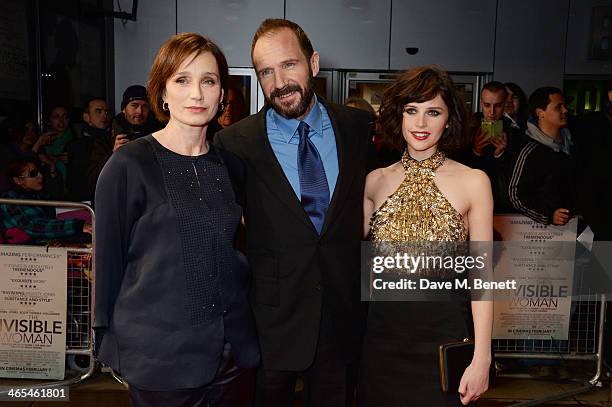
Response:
[378,65,470,152]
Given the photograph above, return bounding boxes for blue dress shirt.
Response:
[266,97,339,201]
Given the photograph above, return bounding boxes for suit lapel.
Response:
[320,100,358,236]
[238,108,316,232]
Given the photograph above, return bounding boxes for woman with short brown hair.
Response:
[94,33,259,406]
[360,65,493,406]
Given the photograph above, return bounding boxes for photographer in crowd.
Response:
[111,85,162,150]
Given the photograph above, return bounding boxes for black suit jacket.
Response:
[215,98,372,370]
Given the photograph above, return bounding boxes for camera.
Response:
[125,130,145,141]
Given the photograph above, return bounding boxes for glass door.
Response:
[228,67,261,115]
[343,72,484,113]
[313,70,341,104]
[343,72,393,114]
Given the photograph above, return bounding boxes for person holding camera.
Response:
[87,85,162,201]
[111,85,162,151]
[455,82,525,213]
[94,33,259,406]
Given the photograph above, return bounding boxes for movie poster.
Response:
[492,215,577,340]
[0,246,67,379]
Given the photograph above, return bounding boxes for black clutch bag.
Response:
[438,339,475,393]
[438,339,494,393]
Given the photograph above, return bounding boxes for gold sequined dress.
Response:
[359,150,470,407]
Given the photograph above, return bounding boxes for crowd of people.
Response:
[0,16,611,407]
[0,80,250,245]
[348,78,611,241]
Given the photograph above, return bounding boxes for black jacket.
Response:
[94,136,259,390]
[65,125,109,201]
[215,99,372,371]
[571,112,612,240]
[455,113,526,213]
[508,131,576,224]
[88,113,162,202]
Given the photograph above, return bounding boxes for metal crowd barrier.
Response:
[493,297,607,407]
[490,213,608,405]
[0,198,96,394]
[493,296,606,385]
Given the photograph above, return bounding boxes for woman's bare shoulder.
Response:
[366,161,402,183]
[365,161,403,197]
[444,158,490,187]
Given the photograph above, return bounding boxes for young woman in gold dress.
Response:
[359,66,494,406]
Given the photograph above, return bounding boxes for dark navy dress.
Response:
[94,135,259,391]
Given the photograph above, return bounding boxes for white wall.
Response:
[113,0,176,113]
[114,0,612,107]
[565,0,612,75]
[493,0,569,96]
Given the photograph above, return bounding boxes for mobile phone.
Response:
[480,120,503,140]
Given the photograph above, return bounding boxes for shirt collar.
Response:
[269,95,323,143]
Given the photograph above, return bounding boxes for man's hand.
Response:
[472,128,490,156]
[113,134,129,152]
[491,131,508,157]
[552,208,572,225]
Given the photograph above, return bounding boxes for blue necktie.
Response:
[297,121,329,234]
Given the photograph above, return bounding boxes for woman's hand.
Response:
[57,152,69,163]
[32,132,52,153]
[37,153,53,166]
[48,163,58,178]
[458,357,490,405]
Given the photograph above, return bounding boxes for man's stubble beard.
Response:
[266,75,316,119]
